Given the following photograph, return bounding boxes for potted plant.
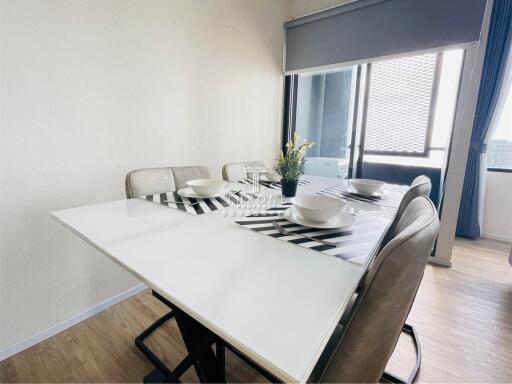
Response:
[275,133,314,197]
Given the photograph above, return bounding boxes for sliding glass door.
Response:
[289,67,357,179]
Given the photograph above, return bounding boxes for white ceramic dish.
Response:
[283,207,355,229]
[347,179,384,196]
[177,187,226,199]
[186,179,227,197]
[265,172,281,183]
[346,186,387,198]
[291,195,346,223]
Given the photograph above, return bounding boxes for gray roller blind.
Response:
[285,0,487,72]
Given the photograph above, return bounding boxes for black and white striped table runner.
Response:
[141,191,256,215]
[235,204,390,264]
[237,179,311,190]
[317,183,406,208]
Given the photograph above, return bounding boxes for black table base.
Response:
[139,291,280,383]
[141,292,225,383]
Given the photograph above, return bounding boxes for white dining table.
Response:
[52,175,403,383]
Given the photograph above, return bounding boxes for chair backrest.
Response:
[245,161,267,179]
[222,163,247,182]
[320,196,440,383]
[221,161,266,182]
[397,175,432,218]
[171,166,212,190]
[382,175,432,246]
[125,167,175,198]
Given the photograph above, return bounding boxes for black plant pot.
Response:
[281,179,298,197]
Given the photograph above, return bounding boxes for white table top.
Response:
[52,176,395,383]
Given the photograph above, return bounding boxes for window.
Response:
[283,49,465,176]
[487,82,512,172]
[363,49,464,168]
[364,53,438,155]
[294,67,357,178]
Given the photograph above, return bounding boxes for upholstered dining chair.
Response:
[339,176,432,326]
[313,196,440,383]
[124,165,212,379]
[124,167,180,376]
[222,161,266,182]
[125,167,175,199]
[368,175,432,382]
[171,165,213,190]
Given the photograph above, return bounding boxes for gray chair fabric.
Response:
[222,163,247,182]
[397,175,432,219]
[221,161,266,182]
[125,167,175,198]
[171,166,212,190]
[320,196,440,383]
[245,161,267,179]
[382,175,432,247]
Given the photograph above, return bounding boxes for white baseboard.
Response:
[0,283,147,362]
[482,232,512,243]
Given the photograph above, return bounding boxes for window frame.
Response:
[487,167,512,173]
[281,75,298,153]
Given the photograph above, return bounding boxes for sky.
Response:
[492,83,512,140]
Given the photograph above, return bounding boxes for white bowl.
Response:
[186,179,226,197]
[348,179,384,195]
[291,195,346,223]
[265,172,281,182]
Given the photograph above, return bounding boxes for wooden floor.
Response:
[1,238,511,383]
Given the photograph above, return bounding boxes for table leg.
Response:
[171,305,224,383]
[141,292,225,383]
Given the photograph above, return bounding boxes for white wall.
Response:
[483,172,512,242]
[0,0,287,352]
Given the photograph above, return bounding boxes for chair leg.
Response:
[382,323,421,384]
[141,327,219,383]
[136,311,178,381]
